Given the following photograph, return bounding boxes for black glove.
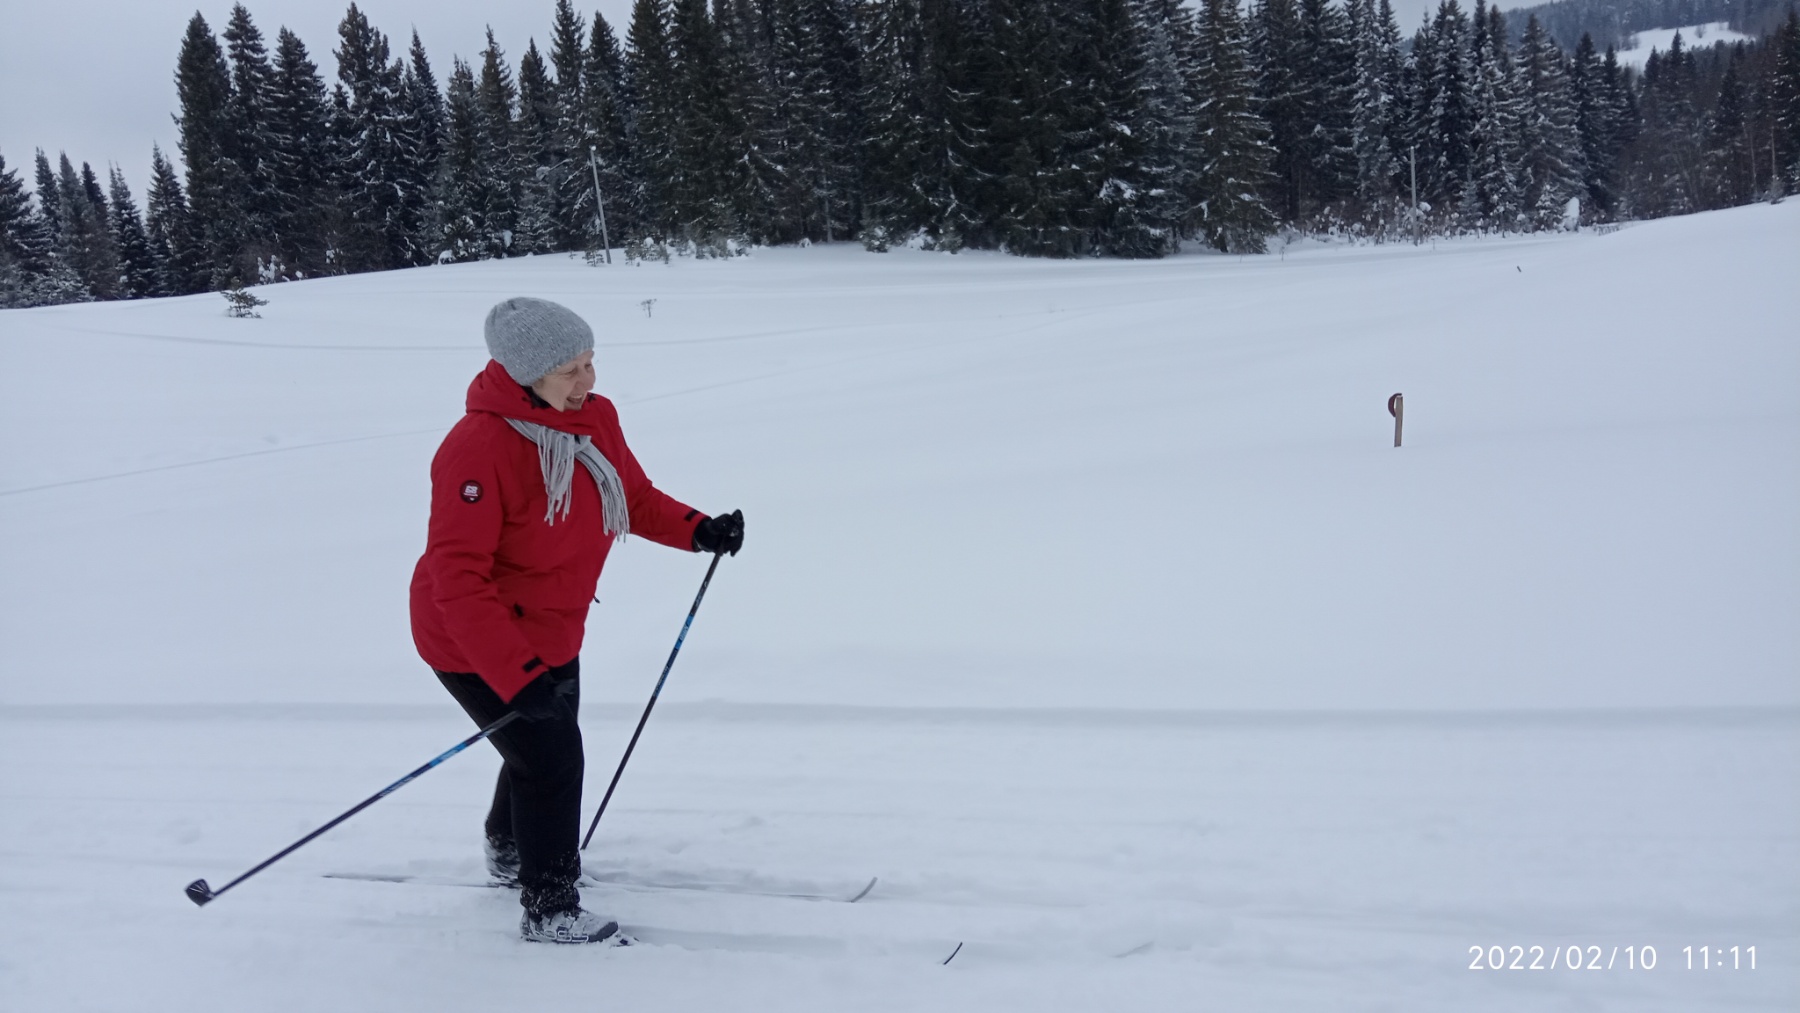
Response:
[692,509,745,556]
[509,670,576,722]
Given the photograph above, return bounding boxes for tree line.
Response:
[2,0,1798,307]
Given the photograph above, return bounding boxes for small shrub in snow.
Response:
[222,287,267,318]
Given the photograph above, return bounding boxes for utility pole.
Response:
[588,146,612,264]
[1409,145,1420,245]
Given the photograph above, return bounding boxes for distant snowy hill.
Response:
[1616,21,1754,66]
[1500,0,1788,50]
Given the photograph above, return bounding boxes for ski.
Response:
[323,870,879,904]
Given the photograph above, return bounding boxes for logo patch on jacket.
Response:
[459,480,484,503]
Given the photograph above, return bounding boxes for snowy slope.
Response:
[2,204,1796,712]
[1,205,1796,1011]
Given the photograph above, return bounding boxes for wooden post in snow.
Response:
[1388,393,1404,448]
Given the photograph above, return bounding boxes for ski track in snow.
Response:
[2,205,1797,1010]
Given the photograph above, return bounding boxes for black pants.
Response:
[436,658,583,915]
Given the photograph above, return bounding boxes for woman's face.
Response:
[532,350,596,412]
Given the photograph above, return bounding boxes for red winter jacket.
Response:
[410,360,705,701]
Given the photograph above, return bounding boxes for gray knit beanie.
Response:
[484,297,595,385]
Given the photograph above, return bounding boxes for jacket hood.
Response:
[465,358,604,436]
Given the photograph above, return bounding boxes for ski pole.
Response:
[582,551,723,849]
[185,711,521,907]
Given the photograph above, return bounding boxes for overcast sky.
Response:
[3,0,1519,199]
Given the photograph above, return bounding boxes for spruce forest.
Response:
[2,0,1798,307]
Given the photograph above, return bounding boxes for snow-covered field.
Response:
[1616,22,1753,67]
[2,204,1796,1010]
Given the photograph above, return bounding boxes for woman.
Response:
[411,297,744,944]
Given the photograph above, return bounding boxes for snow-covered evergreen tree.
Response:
[266,27,337,276]
[579,11,637,247]
[1463,0,1522,229]
[1413,0,1477,209]
[1569,33,1618,219]
[106,167,158,298]
[1706,54,1751,206]
[1513,14,1585,228]
[0,151,69,307]
[146,145,206,294]
[1771,10,1800,187]
[1632,36,1705,216]
[334,5,424,269]
[175,12,236,287]
[434,58,485,262]
[1252,0,1306,220]
[222,4,277,276]
[514,41,561,254]
[475,29,524,257]
[627,0,679,238]
[1189,0,1278,250]
[1348,0,1402,216]
[403,31,448,258]
[53,156,122,299]
[1294,0,1357,212]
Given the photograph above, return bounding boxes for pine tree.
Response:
[1708,53,1751,206]
[1569,33,1617,219]
[435,58,486,261]
[665,0,746,244]
[146,145,206,294]
[1126,0,1196,250]
[1190,0,1278,250]
[223,4,278,277]
[575,11,636,248]
[627,0,678,238]
[175,12,237,287]
[548,0,597,251]
[978,0,1087,256]
[1294,0,1357,213]
[1348,0,1401,217]
[107,166,158,297]
[404,31,448,259]
[1634,34,1705,215]
[1513,14,1586,227]
[267,27,337,276]
[1772,10,1800,187]
[57,157,121,299]
[1414,0,1477,209]
[1463,0,1522,229]
[475,29,523,257]
[1252,0,1307,220]
[334,5,422,269]
[515,41,560,253]
[34,151,62,241]
[859,0,955,247]
[0,151,64,307]
[769,0,835,241]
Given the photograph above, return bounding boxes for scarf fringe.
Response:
[504,418,631,540]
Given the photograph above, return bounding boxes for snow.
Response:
[1615,22,1754,68]
[2,204,1797,1009]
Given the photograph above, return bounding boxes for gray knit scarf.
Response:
[504,418,630,539]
